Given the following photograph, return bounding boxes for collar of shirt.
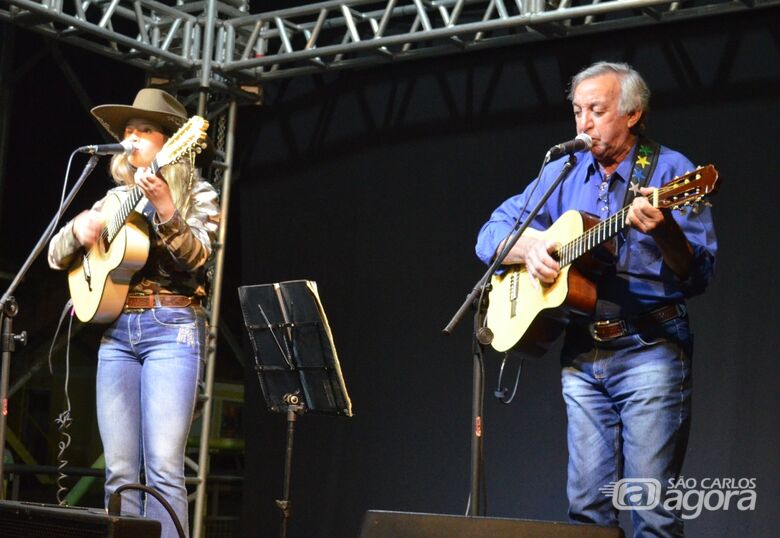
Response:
[584,143,638,185]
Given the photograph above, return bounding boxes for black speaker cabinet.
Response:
[360,511,624,538]
[0,500,161,538]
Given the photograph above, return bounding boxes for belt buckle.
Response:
[590,319,627,343]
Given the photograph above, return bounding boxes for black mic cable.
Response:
[108,483,186,538]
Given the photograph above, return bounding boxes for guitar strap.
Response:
[622,136,661,207]
[593,137,661,320]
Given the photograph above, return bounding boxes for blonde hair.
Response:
[109,153,196,218]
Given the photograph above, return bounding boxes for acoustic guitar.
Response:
[68,116,209,323]
[486,165,719,352]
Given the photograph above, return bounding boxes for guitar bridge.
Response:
[509,270,518,318]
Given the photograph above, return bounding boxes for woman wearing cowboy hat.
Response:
[48,88,220,538]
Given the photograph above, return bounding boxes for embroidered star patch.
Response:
[626,139,658,206]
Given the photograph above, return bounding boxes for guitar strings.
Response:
[551,177,697,267]
[83,185,144,262]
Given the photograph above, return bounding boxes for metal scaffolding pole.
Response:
[192,100,238,538]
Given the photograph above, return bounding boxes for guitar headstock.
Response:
[655,165,719,211]
[155,115,209,168]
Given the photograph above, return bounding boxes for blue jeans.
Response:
[561,316,692,538]
[97,306,205,538]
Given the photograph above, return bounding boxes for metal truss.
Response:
[220,0,780,80]
[2,0,780,84]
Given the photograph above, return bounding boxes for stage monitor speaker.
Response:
[360,510,624,538]
[0,500,161,538]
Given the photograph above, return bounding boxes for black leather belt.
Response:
[589,304,686,342]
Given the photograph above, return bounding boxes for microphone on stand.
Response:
[77,139,132,156]
[547,133,592,159]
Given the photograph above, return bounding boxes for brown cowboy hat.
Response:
[91,88,214,167]
[91,88,187,140]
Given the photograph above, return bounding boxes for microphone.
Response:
[547,133,592,159]
[77,139,132,156]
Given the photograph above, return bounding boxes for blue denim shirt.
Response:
[475,144,717,319]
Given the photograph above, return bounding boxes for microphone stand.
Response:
[0,154,100,497]
[442,151,579,516]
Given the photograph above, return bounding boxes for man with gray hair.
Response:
[476,62,717,536]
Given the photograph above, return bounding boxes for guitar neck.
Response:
[105,186,143,243]
[552,182,682,267]
[554,206,631,267]
[104,157,159,243]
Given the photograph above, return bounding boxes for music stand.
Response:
[238,280,352,538]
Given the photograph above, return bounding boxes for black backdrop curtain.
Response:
[229,8,780,538]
